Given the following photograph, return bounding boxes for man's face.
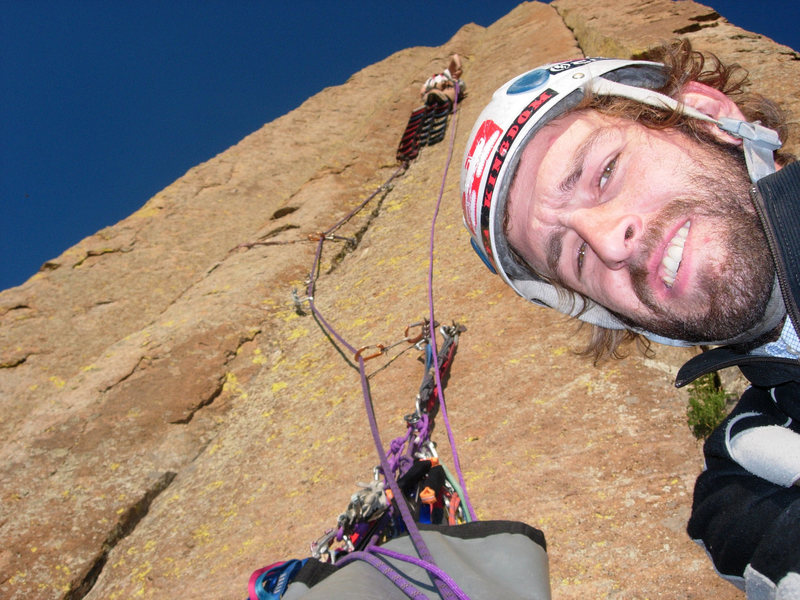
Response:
[506,109,774,342]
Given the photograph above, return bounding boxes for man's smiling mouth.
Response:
[661,221,691,288]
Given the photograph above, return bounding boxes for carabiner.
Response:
[420,440,438,459]
[291,288,313,316]
[311,529,336,559]
[404,412,421,425]
[354,344,386,362]
[404,320,428,345]
[404,319,440,344]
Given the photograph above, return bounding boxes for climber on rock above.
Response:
[460,39,800,598]
[420,53,466,106]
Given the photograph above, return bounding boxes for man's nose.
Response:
[570,205,641,269]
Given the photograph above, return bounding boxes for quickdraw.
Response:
[291,289,312,316]
[307,232,355,244]
[353,343,386,362]
[404,320,431,345]
[311,322,468,565]
[354,319,436,363]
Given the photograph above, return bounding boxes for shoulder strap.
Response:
[676,346,800,388]
[754,161,800,335]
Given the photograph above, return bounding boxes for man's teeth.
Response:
[661,221,691,288]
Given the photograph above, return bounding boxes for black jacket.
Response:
[679,162,800,598]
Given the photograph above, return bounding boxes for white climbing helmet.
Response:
[460,57,784,347]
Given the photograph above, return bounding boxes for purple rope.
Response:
[336,550,432,600]
[424,83,476,521]
[387,428,412,475]
[355,356,457,600]
[308,294,358,354]
[298,167,447,589]
[296,95,474,598]
[416,412,431,448]
[303,224,453,595]
[386,409,433,480]
[370,546,472,600]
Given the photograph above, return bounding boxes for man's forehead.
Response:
[507,111,612,268]
[515,110,609,191]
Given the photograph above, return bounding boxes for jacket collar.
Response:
[676,161,800,387]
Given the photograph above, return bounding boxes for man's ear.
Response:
[679,81,747,146]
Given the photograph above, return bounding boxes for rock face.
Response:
[1,2,797,599]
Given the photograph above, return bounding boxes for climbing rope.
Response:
[421,83,475,522]
[309,81,467,600]
[310,322,469,565]
[250,81,471,600]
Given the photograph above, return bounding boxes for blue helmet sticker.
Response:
[507,69,549,95]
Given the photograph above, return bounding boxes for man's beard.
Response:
[615,141,775,343]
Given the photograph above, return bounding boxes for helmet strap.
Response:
[590,78,781,182]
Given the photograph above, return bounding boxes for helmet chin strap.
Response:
[658,276,785,348]
[709,275,786,346]
[512,272,785,348]
[590,78,782,182]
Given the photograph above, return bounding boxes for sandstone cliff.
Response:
[1,2,798,599]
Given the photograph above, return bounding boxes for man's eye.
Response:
[599,155,618,189]
[577,241,587,274]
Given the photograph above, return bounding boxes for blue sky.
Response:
[2,1,798,291]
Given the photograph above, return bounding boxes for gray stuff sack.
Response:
[282,520,551,600]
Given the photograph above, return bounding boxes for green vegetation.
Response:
[686,372,729,440]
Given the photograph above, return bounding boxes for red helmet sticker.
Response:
[463,119,502,237]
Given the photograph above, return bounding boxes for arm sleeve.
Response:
[687,383,800,599]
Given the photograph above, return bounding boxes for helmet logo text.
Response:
[478,89,557,265]
[463,119,502,236]
[548,57,599,73]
